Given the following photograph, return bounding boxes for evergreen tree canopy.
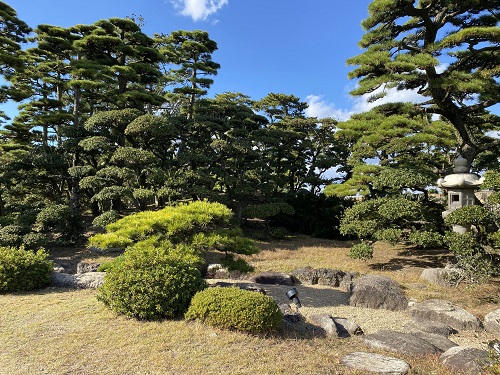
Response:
[348,0,500,168]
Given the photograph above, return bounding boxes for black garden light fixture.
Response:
[286,288,302,308]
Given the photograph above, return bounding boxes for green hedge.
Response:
[0,246,53,293]
[97,243,207,320]
[185,287,283,334]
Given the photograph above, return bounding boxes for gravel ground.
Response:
[208,280,497,351]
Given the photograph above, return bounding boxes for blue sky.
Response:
[3,0,389,121]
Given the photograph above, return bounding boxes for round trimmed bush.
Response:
[0,246,53,293]
[97,244,207,320]
[185,287,283,334]
[349,241,373,260]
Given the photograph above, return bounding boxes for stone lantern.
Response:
[437,156,484,234]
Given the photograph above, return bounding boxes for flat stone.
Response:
[211,282,266,294]
[484,309,500,335]
[363,330,442,356]
[341,352,410,375]
[440,346,490,375]
[249,272,294,285]
[409,299,482,331]
[404,320,458,337]
[350,275,408,311]
[411,331,458,352]
[51,272,105,289]
[306,313,339,336]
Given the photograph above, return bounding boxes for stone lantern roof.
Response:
[437,156,484,189]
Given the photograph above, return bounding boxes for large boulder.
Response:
[349,275,408,311]
[409,299,483,331]
[404,320,458,337]
[51,272,105,289]
[420,267,462,287]
[363,330,442,356]
[341,352,410,375]
[484,309,500,335]
[411,331,458,352]
[439,346,490,375]
[249,272,294,285]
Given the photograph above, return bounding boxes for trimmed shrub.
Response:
[92,210,120,227]
[444,232,494,284]
[185,287,283,334]
[0,246,53,293]
[349,241,373,260]
[97,243,207,320]
[409,231,443,248]
[375,228,402,245]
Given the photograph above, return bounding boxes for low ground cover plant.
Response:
[0,246,53,293]
[185,287,283,334]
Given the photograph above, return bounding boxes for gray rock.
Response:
[51,272,76,287]
[363,330,442,356]
[279,303,302,324]
[51,272,105,289]
[439,346,490,375]
[211,282,266,295]
[291,266,317,284]
[75,272,105,289]
[249,272,294,285]
[341,352,410,375]
[339,272,355,292]
[484,309,500,335]
[332,317,363,337]
[411,331,458,352]
[420,268,451,287]
[315,268,344,287]
[349,275,408,311]
[404,320,458,337]
[306,313,339,337]
[409,299,483,331]
[76,261,101,274]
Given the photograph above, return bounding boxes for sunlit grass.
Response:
[1,236,498,374]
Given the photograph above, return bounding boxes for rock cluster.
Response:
[49,262,499,374]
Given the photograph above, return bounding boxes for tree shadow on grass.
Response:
[369,247,454,272]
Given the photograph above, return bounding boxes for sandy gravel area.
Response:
[208,280,497,350]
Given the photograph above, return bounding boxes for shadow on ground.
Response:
[369,247,454,271]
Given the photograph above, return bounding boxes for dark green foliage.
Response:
[92,210,120,228]
[97,242,207,320]
[34,204,83,245]
[185,287,283,334]
[348,241,373,260]
[341,197,421,240]
[270,192,349,239]
[220,254,254,273]
[0,246,53,293]
[375,228,402,245]
[408,231,443,249]
[444,232,494,284]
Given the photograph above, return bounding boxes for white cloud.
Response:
[351,86,429,114]
[305,95,352,121]
[170,0,229,21]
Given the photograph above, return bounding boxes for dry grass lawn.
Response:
[1,236,499,374]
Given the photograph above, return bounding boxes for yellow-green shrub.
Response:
[97,243,207,320]
[0,246,53,293]
[185,287,283,334]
